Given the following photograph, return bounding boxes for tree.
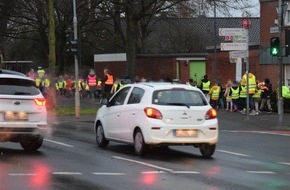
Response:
[99,0,189,80]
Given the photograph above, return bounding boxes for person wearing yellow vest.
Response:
[224,80,240,112]
[199,75,211,101]
[224,80,233,112]
[42,74,51,96]
[240,70,257,115]
[208,81,220,109]
[103,68,114,98]
[282,85,290,99]
[239,84,247,112]
[111,78,124,94]
[37,66,45,79]
[253,81,262,115]
[35,76,42,90]
[56,75,65,96]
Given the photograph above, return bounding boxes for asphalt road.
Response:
[1,96,289,190]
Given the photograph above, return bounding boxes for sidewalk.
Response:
[217,109,290,131]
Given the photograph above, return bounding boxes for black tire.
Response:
[199,144,216,158]
[96,123,109,147]
[134,129,147,156]
[20,135,43,151]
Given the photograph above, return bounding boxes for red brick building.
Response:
[206,0,290,89]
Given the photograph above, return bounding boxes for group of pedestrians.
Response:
[27,66,51,97]
[195,72,274,116]
[55,68,116,100]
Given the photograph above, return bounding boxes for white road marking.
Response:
[52,172,82,175]
[171,171,200,174]
[141,171,166,174]
[246,171,276,174]
[9,173,36,176]
[222,130,290,137]
[278,162,290,166]
[44,139,74,147]
[112,156,173,172]
[92,172,125,175]
[217,150,251,157]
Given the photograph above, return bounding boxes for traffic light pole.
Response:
[278,0,284,124]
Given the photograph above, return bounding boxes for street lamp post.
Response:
[213,0,217,81]
[278,0,284,124]
[73,0,80,118]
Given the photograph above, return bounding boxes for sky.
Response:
[229,0,260,17]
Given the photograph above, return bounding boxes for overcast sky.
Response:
[230,0,260,17]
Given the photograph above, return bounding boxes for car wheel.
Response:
[96,123,109,148]
[134,129,147,156]
[20,135,43,151]
[199,144,216,158]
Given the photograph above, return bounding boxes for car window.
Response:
[152,89,207,106]
[128,87,144,104]
[0,78,40,95]
[109,86,130,106]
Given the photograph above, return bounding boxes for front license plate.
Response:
[175,129,197,137]
[4,112,28,121]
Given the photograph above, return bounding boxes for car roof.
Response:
[0,69,26,77]
[128,82,199,90]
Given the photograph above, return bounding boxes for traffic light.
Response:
[270,37,280,56]
[65,28,77,54]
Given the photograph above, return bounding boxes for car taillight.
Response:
[144,107,162,119]
[205,108,217,120]
[34,98,46,106]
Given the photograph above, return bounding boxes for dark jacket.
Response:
[261,83,272,99]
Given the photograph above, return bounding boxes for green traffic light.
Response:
[272,47,279,55]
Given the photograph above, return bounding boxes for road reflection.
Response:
[28,161,51,189]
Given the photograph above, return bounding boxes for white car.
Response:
[0,69,48,151]
[94,82,218,157]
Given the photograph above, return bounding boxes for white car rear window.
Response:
[0,78,40,95]
[152,89,207,106]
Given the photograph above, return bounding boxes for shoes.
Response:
[267,109,272,113]
[250,111,256,116]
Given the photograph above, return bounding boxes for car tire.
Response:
[199,144,216,158]
[96,123,109,148]
[20,135,43,151]
[134,129,147,156]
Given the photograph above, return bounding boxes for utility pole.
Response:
[277,0,284,124]
[213,0,217,81]
[73,0,80,118]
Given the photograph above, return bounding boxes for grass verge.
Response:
[52,105,98,116]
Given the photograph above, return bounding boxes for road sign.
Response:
[225,36,233,41]
[229,50,249,59]
[221,43,248,51]
[270,26,279,34]
[242,18,252,29]
[219,28,247,36]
